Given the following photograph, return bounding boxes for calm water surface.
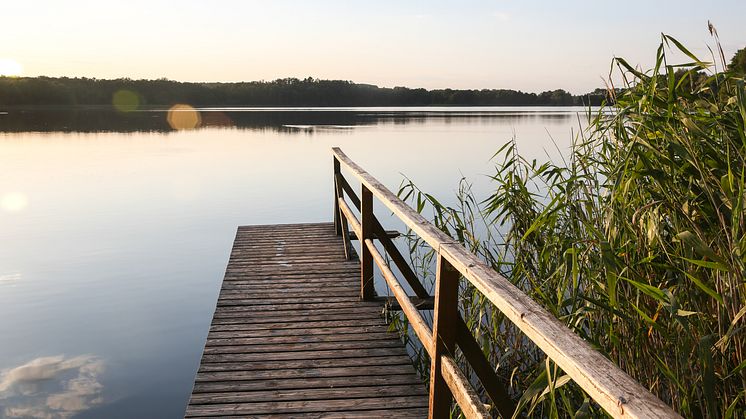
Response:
[0,107,588,418]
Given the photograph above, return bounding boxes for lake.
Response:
[0,106,589,418]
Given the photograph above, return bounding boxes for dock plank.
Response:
[185,396,428,417]
[187,222,427,417]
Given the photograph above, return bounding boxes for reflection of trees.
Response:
[0,109,576,133]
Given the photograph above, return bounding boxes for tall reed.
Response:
[394,33,746,418]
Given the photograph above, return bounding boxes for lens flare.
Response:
[167,104,201,130]
[0,59,23,77]
[0,192,28,212]
[112,90,140,112]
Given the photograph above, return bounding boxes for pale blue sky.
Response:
[2,1,744,93]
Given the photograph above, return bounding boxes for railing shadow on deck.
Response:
[331,147,681,419]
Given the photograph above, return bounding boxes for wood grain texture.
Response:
[441,356,490,419]
[428,256,460,418]
[186,222,427,417]
[365,238,434,354]
[455,316,516,417]
[336,173,430,298]
[359,185,375,300]
[185,396,429,417]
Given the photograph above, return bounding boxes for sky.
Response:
[1,0,745,93]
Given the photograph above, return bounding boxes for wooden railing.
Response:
[331,147,681,419]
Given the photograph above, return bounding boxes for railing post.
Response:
[333,157,342,236]
[360,185,375,300]
[334,158,352,259]
[429,253,459,419]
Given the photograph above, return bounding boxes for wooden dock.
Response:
[186,222,428,418]
[185,148,681,419]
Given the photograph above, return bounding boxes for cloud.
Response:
[0,355,105,419]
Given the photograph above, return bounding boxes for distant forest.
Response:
[0,76,608,107]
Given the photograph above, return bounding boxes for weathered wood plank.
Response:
[225,262,360,271]
[185,395,429,416]
[215,296,361,306]
[223,266,360,276]
[217,286,358,294]
[188,384,426,405]
[359,185,375,300]
[191,374,423,394]
[204,332,399,347]
[218,285,358,293]
[211,307,383,320]
[217,290,360,299]
[456,315,516,417]
[185,408,429,418]
[227,256,349,265]
[288,408,429,418]
[232,231,341,239]
[441,355,490,419]
[228,251,348,258]
[338,197,362,239]
[187,222,427,417]
[209,311,379,325]
[212,300,376,313]
[201,339,406,355]
[198,355,413,372]
[206,324,391,339]
[209,318,384,332]
[237,222,332,230]
[222,268,359,278]
[428,255,460,418]
[200,347,408,363]
[365,238,434,354]
[194,365,420,383]
[220,278,357,286]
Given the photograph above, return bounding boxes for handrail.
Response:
[331,147,681,419]
[338,171,434,299]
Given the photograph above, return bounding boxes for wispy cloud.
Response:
[0,355,105,419]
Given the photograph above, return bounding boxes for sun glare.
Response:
[0,59,23,77]
[0,192,29,213]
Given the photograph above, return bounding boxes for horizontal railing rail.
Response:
[331,147,681,419]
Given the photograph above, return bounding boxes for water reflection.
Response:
[0,107,578,133]
[0,355,104,418]
[0,106,588,417]
[0,272,22,283]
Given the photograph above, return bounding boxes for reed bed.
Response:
[391,34,746,418]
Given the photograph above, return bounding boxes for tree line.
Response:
[0,76,609,107]
[2,45,743,108]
